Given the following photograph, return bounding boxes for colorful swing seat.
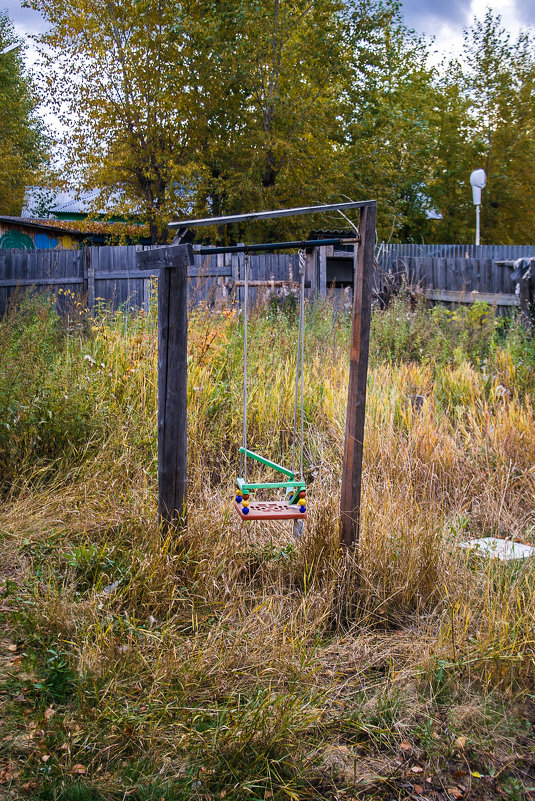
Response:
[235,448,306,521]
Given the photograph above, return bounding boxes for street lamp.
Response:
[470,168,486,246]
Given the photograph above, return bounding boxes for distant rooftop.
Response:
[21,187,142,219]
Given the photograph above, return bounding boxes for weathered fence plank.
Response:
[0,243,533,315]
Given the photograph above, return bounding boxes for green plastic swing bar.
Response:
[236,477,305,492]
[236,448,305,504]
[238,447,294,477]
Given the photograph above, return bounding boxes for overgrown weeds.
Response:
[0,291,534,799]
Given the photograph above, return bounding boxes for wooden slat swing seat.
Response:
[234,249,307,527]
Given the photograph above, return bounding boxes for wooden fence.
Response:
[0,243,533,315]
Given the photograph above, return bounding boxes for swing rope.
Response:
[236,247,308,524]
[242,252,249,483]
[292,249,306,480]
[241,247,305,488]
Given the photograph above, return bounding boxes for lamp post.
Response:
[470,168,486,246]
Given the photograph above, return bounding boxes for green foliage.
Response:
[369,293,535,386]
[433,11,535,244]
[37,781,105,801]
[0,11,47,214]
[34,649,78,704]
[0,292,157,490]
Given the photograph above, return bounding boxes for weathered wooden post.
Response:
[137,244,194,531]
[340,202,377,546]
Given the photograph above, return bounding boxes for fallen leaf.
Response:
[447,787,463,799]
[71,764,86,775]
[414,785,424,794]
[471,772,484,779]
[411,766,424,774]
[454,736,467,749]
[14,694,25,702]
[21,782,38,793]
[44,707,55,720]
[0,767,20,782]
[400,740,412,751]
[7,644,17,652]
[41,755,50,763]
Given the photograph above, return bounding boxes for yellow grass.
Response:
[0,295,534,799]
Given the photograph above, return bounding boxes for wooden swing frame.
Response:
[138,199,376,547]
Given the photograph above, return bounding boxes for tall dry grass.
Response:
[0,291,534,799]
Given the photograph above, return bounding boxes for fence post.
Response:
[85,248,95,312]
[137,244,194,531]
[340,202,377,546]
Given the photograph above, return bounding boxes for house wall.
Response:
[0,221,81,250]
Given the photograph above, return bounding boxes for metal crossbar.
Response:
[169,201,373,229]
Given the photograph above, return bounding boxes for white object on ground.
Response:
[460,537,535,561]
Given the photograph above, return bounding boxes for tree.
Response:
[0,12,47,216]
[31,0,203,243]
[341,8,444,242]
[32,0,406,242]
[438,11,535,244]
[188,0,359,240]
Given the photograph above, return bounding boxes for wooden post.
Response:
[85,248,95,312]
[340,202,376,546]
[137,244,194,531]
[319,245,327,299]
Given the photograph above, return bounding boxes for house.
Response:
[0,216,83,249]
[12,187,152,247]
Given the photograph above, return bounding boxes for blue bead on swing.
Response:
[299,505,306,513]
[242,507,250,514]
[235,495,243,503]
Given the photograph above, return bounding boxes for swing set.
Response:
[234,247,307,526]
[137,200,377,547]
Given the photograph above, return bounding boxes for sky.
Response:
[4,0,535,61]
[403,0,535,63]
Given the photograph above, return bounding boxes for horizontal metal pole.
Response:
[197,238,357,255]
[170,201,373,229]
